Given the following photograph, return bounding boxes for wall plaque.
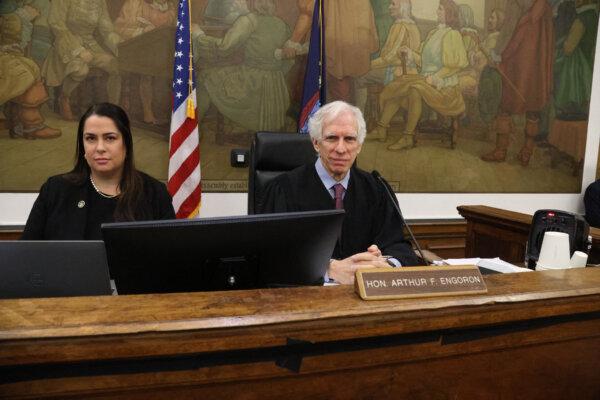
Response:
[355,265,487,300]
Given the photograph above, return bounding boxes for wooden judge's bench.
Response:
[1,206,600,398]
[0,269,599,399]
[457,205,600,265]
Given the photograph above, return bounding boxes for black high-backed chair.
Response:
[248,132,316,214]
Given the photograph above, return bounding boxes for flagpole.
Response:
[186,0,195,119]
[318,0,322,88]
[319,0,325,101]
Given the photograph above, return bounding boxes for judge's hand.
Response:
[329,250,389,285]
[367,244,382,257]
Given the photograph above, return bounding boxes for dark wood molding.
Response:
[0,227,22,241]
[457,205,532,264]
[407,219,466,259]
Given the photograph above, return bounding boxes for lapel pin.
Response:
[77,200,85,208]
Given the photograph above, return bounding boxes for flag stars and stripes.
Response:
[169,0,201,219]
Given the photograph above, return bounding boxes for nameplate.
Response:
[355,265,487,300]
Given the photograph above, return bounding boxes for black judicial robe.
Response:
[258,164,419,266]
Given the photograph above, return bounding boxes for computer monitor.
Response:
[101,209,344,294]
[0,241,112,299]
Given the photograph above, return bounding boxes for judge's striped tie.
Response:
[333,183,344,210]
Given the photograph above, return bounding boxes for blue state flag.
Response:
[298,0,326,133]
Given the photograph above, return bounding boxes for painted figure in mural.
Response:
[480,0,553,167]
[354,0,421,115]
[370,0,393,57]
[456,4,482,125]
[27,0,52,68]
[203,0,250,25]
[0,1,61,139]
[42,0,122,121]
[115,0,177,125]
[553,0,597,120]
[477,8,506,127]
[480,9,505,60]
[368,0,468,151]
[457,4,480,56]
[282,0,379,102]
[193,0,293,132]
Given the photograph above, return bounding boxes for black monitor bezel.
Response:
[101,209,344,294]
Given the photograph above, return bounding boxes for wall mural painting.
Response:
[0,0,598,193]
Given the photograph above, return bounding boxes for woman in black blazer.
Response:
[22,103,176,240]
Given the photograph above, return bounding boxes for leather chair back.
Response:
[248,132,316,214]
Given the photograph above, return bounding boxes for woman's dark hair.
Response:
[65,102,144,221]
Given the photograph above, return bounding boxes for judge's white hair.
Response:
[308,101,367,144]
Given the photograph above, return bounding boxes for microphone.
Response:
[371,170,429,265]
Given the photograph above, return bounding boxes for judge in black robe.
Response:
[259,162,419,267]
[258,100,419,283]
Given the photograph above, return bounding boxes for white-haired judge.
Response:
[259,101,419,284]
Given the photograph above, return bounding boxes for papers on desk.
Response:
[432,257,532,273]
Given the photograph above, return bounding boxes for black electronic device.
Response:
[101,209,345,294]
[525,209,590,269]
[0,241,112,299]
[230,148,249,168]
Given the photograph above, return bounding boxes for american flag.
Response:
[168,0,201,218]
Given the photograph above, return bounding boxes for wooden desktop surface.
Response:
[1,268,600,399]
